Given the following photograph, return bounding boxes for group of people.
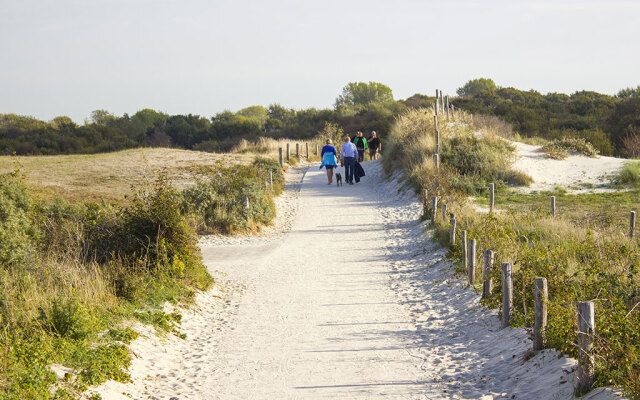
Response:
[319,131,382,185]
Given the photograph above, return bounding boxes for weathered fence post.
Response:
[468,239,476,285]
[501,262,513,328]
[489,183,495,213]
[242,196,249,209]
[449,214,456,245]
[316,143,319,156]
[439,90,444,113]
[286,143,290,161]
[482,250,494,299]
[306,143,309,158]
[445,95,450,120]
[442,203,447,221]
[533,277,548,351]
[279,147,283,166]
[435,89,439,115]
[630,211,636,239]
[461,230,468,270]
[576,301,595,393]
[296,143,299,158]
[434,153,440,170]
[551,196,556,217]
[431,196,438,224]
[269,171,273,191]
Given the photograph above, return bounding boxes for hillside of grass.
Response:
[0,149,287,399]
[382,108,640,398]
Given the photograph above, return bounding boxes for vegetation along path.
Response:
[104,160,621,399]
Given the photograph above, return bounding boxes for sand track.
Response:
[94,161,622,400]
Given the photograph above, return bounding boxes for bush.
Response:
[183,158,283,233]
[0,170,36,267]
[540,137,599,160]
[614,161,640,187]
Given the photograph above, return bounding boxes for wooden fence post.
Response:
[630,211,636,238]
[296,143,300,158]
[461,230,468,270]
[279,147,283,166]
[434,153,440,170]
[482,250,494,299]
[242,196,249,209]
[439,90,444,113]
[551,196,556,217]
[445,95,450,120]
[435,89,439,115]
[533,277,548,351]
[442,203,447,221]
[501,262,513,328]
[269,171,273,191]
[490,183,495,213]
[316,143,319,156]
[431,196,438,224]
[449,214,456,245]
[576,301,595,393]
[468,239,476,285]
[306,143,309,159]
[286,143,290,161]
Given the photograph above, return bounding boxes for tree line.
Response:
[2,80,639,157]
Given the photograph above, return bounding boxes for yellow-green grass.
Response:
[0,148,250,204]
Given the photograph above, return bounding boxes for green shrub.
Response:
[183,158,283,233]
[0,171,36,267]
[42,298,92,340]
[614,161,640,187]
[540,137,599,159]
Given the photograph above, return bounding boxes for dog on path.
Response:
[335,172,343,187]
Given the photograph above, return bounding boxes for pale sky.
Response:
[1,0,639,123]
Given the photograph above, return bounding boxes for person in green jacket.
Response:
[352,131,368,162]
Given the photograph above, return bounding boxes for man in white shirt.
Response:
[340,137,358,185]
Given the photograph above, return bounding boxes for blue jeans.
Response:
[343,157,355,183]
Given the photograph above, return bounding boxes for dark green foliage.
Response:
[451,81,639,156]
[456,78,497,96]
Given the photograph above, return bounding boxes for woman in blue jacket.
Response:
[319,139,338,184]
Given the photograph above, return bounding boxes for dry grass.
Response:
[0,148,251,204]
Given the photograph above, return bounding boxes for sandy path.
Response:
[93,161,623,399]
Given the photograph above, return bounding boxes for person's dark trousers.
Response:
[357,148,365,162]
[344,157,356,183]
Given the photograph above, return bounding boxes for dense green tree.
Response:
[456,78,497,96]
[335,81,394,110]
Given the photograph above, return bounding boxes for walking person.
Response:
[367,131,381,160]
[352,131,368,162]
[319,139,338,184]
[340,137,358,185]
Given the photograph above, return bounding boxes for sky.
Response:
[1,0,639,123]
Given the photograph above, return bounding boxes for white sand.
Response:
[511,142,628,193]
[90,160,625,399]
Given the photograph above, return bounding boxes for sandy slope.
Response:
[92,161,624,399]
[511,142,627,193]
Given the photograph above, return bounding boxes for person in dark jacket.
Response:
[352,131,368,162]
[367,131,381,160]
